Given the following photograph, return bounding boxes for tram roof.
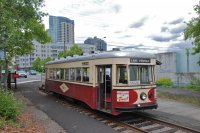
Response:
[46,51,156,65]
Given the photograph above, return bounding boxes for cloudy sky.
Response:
[42,0,199,52]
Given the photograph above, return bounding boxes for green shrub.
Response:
[187,78,200,91]
[0,89,22,121]
[156,77,173,86]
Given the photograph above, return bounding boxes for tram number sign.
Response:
[129,80,140,86]
[130,58,151,63]
[82,62,89,66]
[117,91,129,102]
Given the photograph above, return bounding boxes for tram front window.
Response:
[129,65,153,85]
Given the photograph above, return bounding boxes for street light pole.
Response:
[41,65,43,83]
[63,23,66,58]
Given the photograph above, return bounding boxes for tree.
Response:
[0,0,51,88]
[184,4,200,65]
[32,57,42,72]
[32,57,52,72]
[58,44,84,58]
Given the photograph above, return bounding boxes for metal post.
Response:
[14,71,17,89]
[104,67,107,109]
[63,23,66,58]
[41,65,43,84]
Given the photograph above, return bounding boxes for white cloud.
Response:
[43,0,199,51]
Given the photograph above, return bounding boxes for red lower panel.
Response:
[112,90,138,108]
[112,89,156,108]
[45,80,97,109]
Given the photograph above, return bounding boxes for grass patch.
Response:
[158,91,200,106]
[158,84,200,92]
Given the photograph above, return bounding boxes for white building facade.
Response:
[15,42,96,70]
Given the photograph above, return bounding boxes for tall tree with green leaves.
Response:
[184,4,200,65]
[0,0,51,87]
[32,57,52,72]
[58,44,84,58]
[32,57,43,72]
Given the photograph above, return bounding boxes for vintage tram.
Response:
[45,51,158,115]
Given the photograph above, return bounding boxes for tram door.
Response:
[97,65,112,112]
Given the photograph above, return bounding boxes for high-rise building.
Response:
[49,15,74,44]
[84,36,107,51]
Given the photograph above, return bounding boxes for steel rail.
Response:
[135,112,200,133]
[39,90,200,133]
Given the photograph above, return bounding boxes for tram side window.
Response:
[117,65,127,84]
[65,68,69,80]
[49,69,53,79]
[53,69,57,79]
[76,68,81,82]
[82,67,89,82]
[56,69,60,79]
[70,68,75,81]
[60,68,64,80]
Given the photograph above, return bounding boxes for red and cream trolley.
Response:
[45,51,158,115]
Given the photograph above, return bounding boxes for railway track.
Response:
[39,90,200,133]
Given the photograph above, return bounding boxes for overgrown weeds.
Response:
[0,88,23,129]
[158,91,200,106]
[187,78,200,91]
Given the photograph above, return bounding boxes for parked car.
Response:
[29,70,37,75]
[17,70,27,78]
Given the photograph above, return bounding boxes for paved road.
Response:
[17,74,44,83]
[17,81,117,133]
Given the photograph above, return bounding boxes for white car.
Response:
[17,70,27,78]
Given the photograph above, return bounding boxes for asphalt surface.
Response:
[16,81,117,133]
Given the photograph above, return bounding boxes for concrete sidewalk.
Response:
[144,98,200,131]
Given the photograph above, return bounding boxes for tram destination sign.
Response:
[130,58,151,63]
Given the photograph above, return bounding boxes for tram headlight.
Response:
[140,92,147,100]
